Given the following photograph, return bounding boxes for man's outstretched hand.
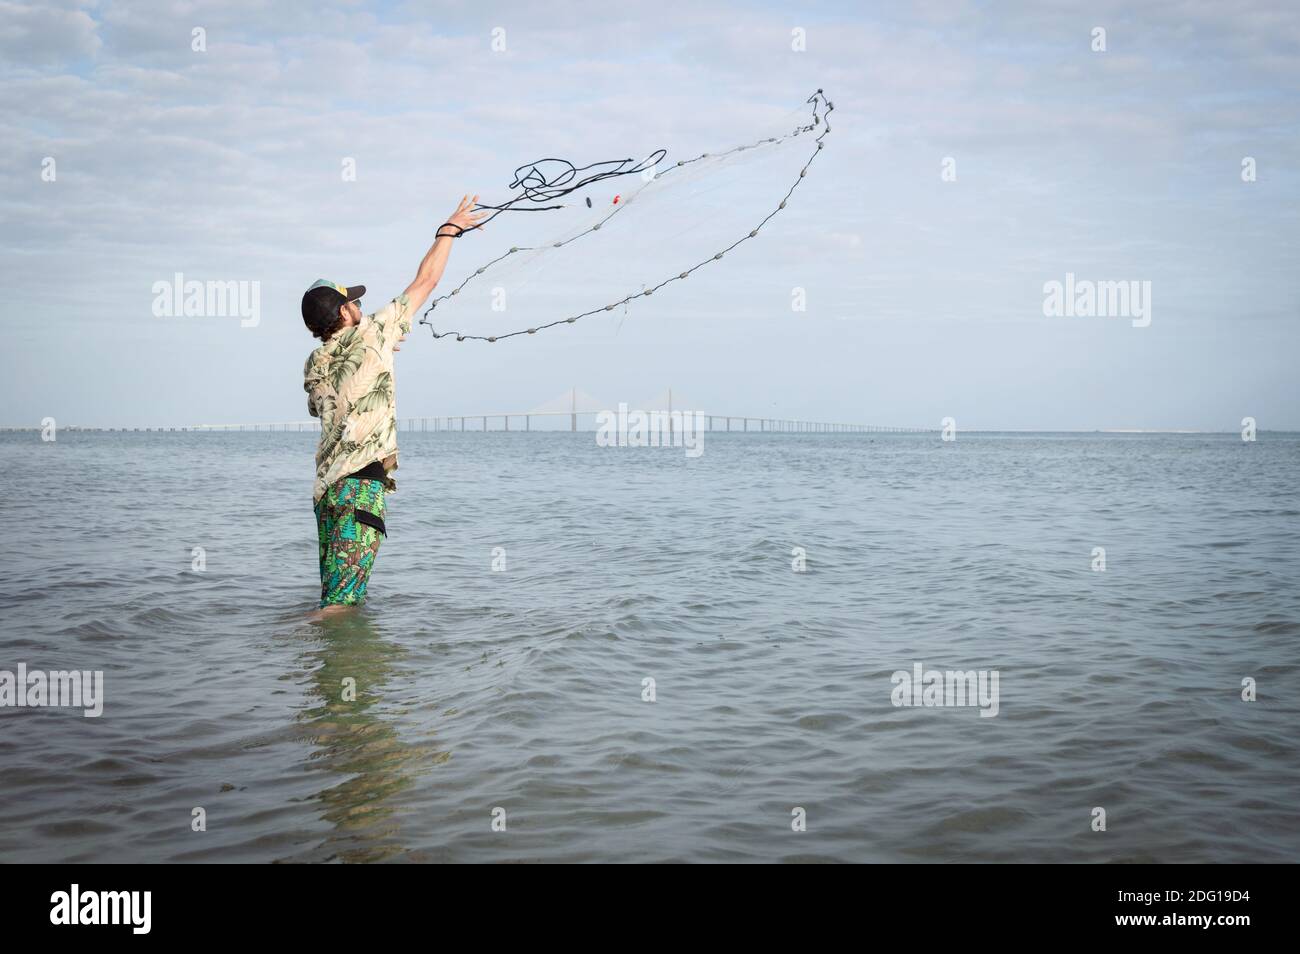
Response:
[440,194,490,236]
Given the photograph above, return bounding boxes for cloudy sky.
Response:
[2,0,1297,429]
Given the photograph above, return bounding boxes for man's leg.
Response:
[313,488,351,615]
[317,477,385,610]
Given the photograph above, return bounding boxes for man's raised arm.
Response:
[403,194,489,311]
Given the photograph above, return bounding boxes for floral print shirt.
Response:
[304,294,411,503]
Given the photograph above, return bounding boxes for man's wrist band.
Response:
[437,222,464,238]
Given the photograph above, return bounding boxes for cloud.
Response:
[0,0,100,64]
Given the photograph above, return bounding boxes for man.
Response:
[302,195,487,614]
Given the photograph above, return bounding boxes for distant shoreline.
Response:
[2,426,1296,436]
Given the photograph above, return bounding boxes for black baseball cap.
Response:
[302,279,366,339]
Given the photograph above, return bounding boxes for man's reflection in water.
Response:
[292,611,448,863]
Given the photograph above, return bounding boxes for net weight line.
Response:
[420,89,834,343]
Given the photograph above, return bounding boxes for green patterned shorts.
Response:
[315,476,387,607]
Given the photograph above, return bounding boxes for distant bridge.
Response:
[2,389,935,434]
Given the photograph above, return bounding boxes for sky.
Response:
[1,0,1297,430]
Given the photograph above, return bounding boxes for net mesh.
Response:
[420,90,834,343]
